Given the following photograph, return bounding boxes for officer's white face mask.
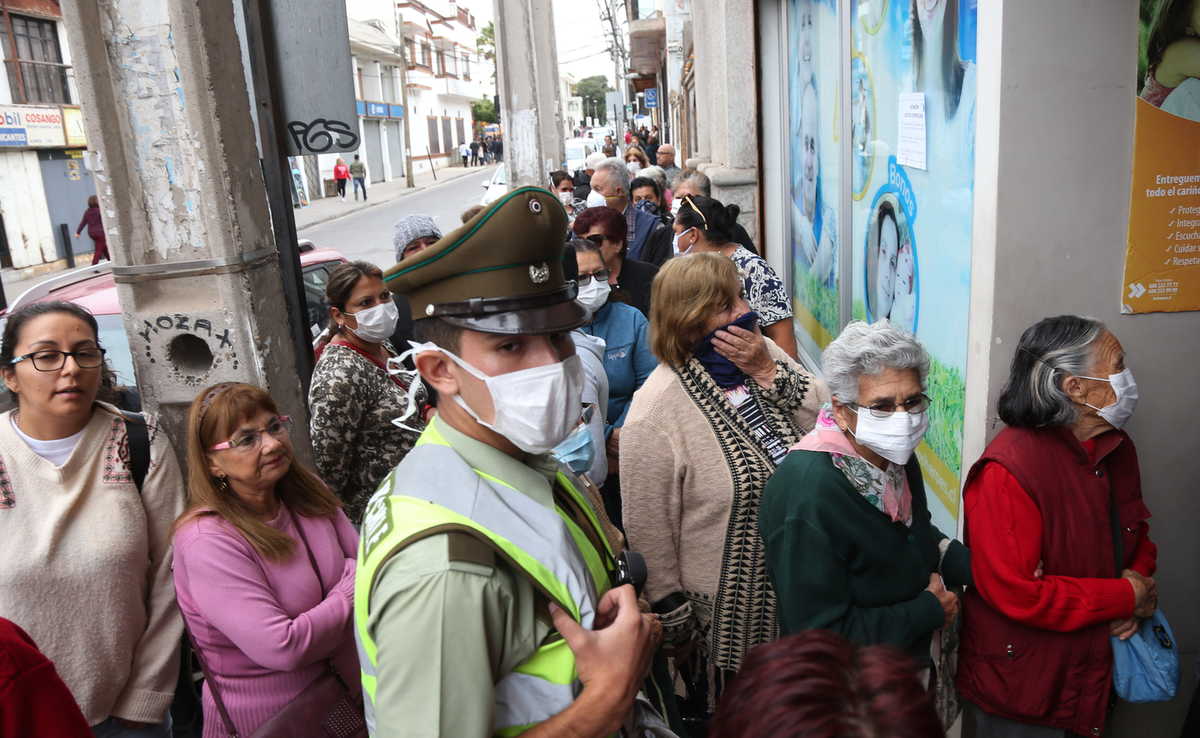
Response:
[404,342,583,454]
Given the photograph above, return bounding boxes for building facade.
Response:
[0,0,94,272]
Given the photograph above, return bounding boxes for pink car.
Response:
[1,247,348,392]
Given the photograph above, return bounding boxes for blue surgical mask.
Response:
[552,410,596,475]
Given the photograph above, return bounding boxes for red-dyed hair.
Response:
[709,630,942,738]
[571,206,627,250]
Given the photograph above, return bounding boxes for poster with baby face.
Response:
[851,0,978,532]
[787,0,842,361]
[1123,0,1200,313]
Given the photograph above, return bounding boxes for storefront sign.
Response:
[1123,1,1200,314]
[62,107,87,147]
[0,105,66,148]
[366,102,388,117]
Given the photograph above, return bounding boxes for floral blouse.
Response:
[729,246,793,326]
[308,342,426,524]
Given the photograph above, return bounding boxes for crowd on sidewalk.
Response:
[0,128,1188,738]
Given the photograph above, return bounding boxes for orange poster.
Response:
[1124,2,1200,314]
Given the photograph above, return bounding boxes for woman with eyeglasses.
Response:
[572,205,660,317]
[673,194,800,360]
[309,261,426,525]
[0,301,185,737]
[759,321,969,677]
[569,237,657,528]
[173,382,362,738]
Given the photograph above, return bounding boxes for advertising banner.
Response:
[0,105,66,148]
[62,107,87,147]
[1123,0,1200,313]
[849,0,977,533]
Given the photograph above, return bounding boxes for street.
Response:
[298,165,498,266]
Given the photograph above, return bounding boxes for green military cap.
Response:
[383,186,586,335]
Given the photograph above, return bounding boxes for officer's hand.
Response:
[550,585,660,714]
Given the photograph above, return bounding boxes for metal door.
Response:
[38,152,96,260]
[385,121,404,181]
[364,119,385,183]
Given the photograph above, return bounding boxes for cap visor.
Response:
[441,299,589,335]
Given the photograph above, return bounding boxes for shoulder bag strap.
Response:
[120,410,151,493]
[290,513,353,691]
[1106,465,1125,578]
[185,628,242,738]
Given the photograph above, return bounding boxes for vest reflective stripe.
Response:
[354,423,612,736]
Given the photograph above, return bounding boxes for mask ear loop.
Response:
[388,342,433,433]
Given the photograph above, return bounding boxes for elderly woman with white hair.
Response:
[760,320,969,668]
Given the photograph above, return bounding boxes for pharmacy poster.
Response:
[1124,0,1200,313]
[849,0,978,534]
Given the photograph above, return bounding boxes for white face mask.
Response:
[1078,368,1138,429]
[409,343,584,454]
[672,227,695,255]
[626,161,641,175]
[344,300,399,343]
[850,407,929,466]
[558,191,574,206]
[586,189,608,209]
[670,198,682,216]
[576,277,612,314]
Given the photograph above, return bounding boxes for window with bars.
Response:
[435,50,445,76]
[426,116,440,154]
[404,38,415,66]
[1,13,70,104]
[462,54,470,80]
[420,43,431,69]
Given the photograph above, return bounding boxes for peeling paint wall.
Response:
[0,150,56,267]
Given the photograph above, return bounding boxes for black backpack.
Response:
[120,411,151,492]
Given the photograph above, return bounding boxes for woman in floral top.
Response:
[308,261,426,524]
[671,194,798,359]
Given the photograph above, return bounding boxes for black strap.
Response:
[120,411,151,493]
[186,628,241,738]
[1106,464,1125,577]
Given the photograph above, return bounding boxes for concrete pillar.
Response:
[493,0,564,188]
[59,0,312,460]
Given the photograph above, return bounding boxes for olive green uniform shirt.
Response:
[366,418,555,737]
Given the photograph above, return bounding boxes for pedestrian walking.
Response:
[356,187,661,736]
[620,254,826,722]
[958,316,1159,738]
[308,261,426,525]
[74,195,108,264]
[173,382,364,738]
[459,140,470,167]
[349,154,367,201]
[490,136,503,162]
[333,158,350,201]
[469,138,481,166]
[0,301,185,737]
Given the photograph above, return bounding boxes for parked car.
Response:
[0,248,348,410]
[480,165,508,206]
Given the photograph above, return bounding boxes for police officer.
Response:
[355,187,661,737]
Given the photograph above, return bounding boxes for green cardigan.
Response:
[759,449,971,665]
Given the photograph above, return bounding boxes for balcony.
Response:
[439,75,481,100]
[4,59,71,105]
[628,15,665,76]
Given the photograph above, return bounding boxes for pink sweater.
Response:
[173,505,360,737]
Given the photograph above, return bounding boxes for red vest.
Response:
[957,426,1150,737]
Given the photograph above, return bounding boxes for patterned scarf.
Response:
[792,405,912,526]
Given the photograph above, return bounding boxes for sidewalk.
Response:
[294,162,494,231]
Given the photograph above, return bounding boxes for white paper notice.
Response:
[897,92,927,170]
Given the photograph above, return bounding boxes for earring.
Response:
[216,475,230,491]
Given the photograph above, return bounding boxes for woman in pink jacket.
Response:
[333,158,351,201]
[172,382,361,737]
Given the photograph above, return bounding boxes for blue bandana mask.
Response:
[692,311,760,388]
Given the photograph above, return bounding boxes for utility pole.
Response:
[397,35,416,187]
[59,0,313,459]
[493,0,564,188]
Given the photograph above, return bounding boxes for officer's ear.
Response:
[414,350,460,399]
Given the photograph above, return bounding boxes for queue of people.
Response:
[0,175,1172,738]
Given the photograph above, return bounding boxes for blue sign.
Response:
[388,104,404,119]
[366,102,388,118]
[0,127,27,147]
[355,101,366,116]
[644,88,658,109]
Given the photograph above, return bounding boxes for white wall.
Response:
[0,150,56,267]
[966,2,1199,734]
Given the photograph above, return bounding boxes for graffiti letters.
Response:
[286,118,360,154]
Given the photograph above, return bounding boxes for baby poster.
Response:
[1123,0,1200,313]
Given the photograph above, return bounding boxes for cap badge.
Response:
[425,304,435,316]
[529,262,550,284]
[529,199,543,214]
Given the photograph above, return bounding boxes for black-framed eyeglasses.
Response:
[849,393,930,418]
[9,348,106,372]
[577,270,610,286]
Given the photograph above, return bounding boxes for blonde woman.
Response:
[172,383,362,737]
[333,157,351,201]
[620,253,827,718]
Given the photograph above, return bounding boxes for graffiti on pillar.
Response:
[286,119,360,154]
[137,314,239,385]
